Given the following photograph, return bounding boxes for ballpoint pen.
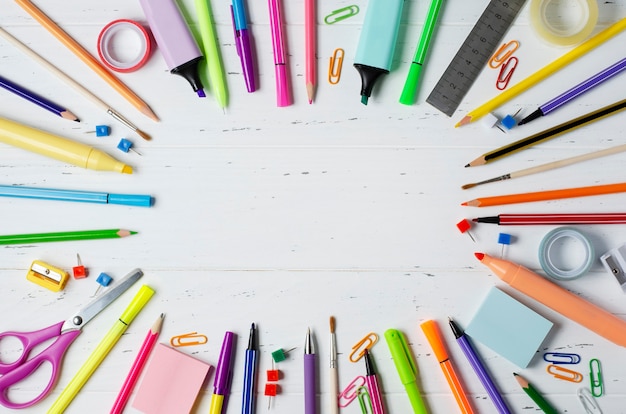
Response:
[268,0,292,106]
[210,331,236,414]
[329,317,339,414]
[242,323,258,414]
[231,0,256,92]
[304,328,317,414]
[449,318,511,414]
[363,349,385,414]
[384,329,428,414]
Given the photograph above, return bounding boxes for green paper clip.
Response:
[324,5,359,24]
[589,358,604,397]
[356,386,373,414]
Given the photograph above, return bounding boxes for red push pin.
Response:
[456,219,475,242]
[264,383,280,409]
[72,254,87,279]
[266,369,280,382]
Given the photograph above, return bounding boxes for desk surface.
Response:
[1,0,626,413]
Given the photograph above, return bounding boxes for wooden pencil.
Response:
[0,27,151,140]
[0,229,137,245]
[462,143,626,189]
[462,181,626,207]
[14,0,159,122]
[513,373,558,414]
[465,99,626,167]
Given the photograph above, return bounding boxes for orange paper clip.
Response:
[338,375,366,408]
[328,48,344,85]
[489,40,520,69]
[496,56,518,90]
[349,332,378,362]
[170,332,208,347]
[547,364,583,382]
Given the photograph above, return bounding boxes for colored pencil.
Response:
[0,74,78,121]
[463,142,626,189]
[462,181,626,208]
[14,0,159,122]
[456,17,626,127]
[110,313,164,414]
[0,27,151,140]
[0,229,137,245]
[305,0,316,103]
[474,213,626,225]
[513,373,558,414]
[519,57,626,125]
[465,98,626,167]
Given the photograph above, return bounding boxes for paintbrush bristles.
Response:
[136,129,151,141]
[329,316,335,333]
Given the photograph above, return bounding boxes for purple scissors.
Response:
[0,268,143,409]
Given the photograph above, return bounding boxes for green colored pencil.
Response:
[0,229,137,245]
[514,373,558,414]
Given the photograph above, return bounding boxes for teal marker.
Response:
[400,0,444,105]
[354,0,404,105]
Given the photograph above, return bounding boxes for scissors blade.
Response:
[62,268,143,332]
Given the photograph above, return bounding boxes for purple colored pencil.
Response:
[449,318,512,414]
[304,328,317,414]
[0,74,78,121]
[519,57,626,125]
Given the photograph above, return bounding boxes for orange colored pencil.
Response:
[15,0,159,122]
[462,182,626,207]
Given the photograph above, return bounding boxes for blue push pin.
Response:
[498,233,512,258]
[95,125,111,137]
[117,138,141,155]
[93,272,113,296]
[500,108,522,130]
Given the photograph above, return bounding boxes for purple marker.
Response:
[139,0,206,97]
[519,57,626,125]
[210,331,235,414]
[304,328,317,414]
[231,0,256,92]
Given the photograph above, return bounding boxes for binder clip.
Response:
[26,260,69,292]
[600,243,626,293]
[349,332,378,362]
[547,364,583,382]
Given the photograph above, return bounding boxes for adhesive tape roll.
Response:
[538,227,595,280]
[97,19,152,73]
[530,0,598,46]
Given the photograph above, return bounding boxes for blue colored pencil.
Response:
[519,57,626,125]
[0,73,79,121]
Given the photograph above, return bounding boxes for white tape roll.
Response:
[538,227,595,280]
[530,0,598,46]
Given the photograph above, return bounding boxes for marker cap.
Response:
[108,193,153,207]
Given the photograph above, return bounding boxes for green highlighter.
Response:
[384,329,429,414]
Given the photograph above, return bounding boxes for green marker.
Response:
[399,0,445,105]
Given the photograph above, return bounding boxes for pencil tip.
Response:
[142,106,160,122]
[464,163,470,168]
[455,116,471,128]
[461,201,468,206]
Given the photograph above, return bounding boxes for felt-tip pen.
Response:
[139,0,206,97]
[354,0,404,105]
[231,0,256,92]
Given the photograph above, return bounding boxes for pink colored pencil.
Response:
[305,0,316,103]
[110,313,164,414]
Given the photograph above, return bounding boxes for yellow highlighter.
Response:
[0,116,132,174]
[48,284,155,414]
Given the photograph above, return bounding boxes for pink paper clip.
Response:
[547,364,583,383]
[496,57,518,90]
[338,375,366,408]
[489,40,520,69]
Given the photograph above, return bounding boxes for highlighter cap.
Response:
[354,0,404,70]
[420,320,449,363]
[120,284,155,324]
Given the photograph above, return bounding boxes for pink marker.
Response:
[139,0,206,97]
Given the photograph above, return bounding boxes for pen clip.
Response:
[386,329,418,378]
[230,6,242,57]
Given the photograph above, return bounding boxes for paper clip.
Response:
[328,48,344,85]
[547,364,583,383]
[489,40,520,69]
[578,387,603,414]
[543,352,581,364]
[324,5,360,24]
[589,358,604,397]
[338,375,366,408]
[357,386,374,414]
[496,56,518,90]
[170,332,208,347]
[349,332,379,362]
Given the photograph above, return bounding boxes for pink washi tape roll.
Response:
[97,19,152,73]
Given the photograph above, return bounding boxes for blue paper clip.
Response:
[324,5,359,24]
[589,358,604,397]
[543,352,581,364]
[356,386,373,414]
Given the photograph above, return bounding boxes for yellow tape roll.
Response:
[530,0,599,46]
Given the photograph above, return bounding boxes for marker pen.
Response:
[139,0,206,97]
[354,0,404,105]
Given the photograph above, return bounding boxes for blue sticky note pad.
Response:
[465,287,553,368]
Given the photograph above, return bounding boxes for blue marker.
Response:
[0,184,153,207]
[354,0,404,105]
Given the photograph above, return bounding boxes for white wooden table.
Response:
[1,0,626,412]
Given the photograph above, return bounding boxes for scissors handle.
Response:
[0,324,80,408]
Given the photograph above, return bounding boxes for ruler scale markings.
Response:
[427,0,527,117]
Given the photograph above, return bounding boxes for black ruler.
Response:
[426,0,527,117]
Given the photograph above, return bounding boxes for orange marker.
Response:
[475,253,626,347]
[420,320,475,414]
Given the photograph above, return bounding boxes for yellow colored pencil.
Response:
[456,17,626,127]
